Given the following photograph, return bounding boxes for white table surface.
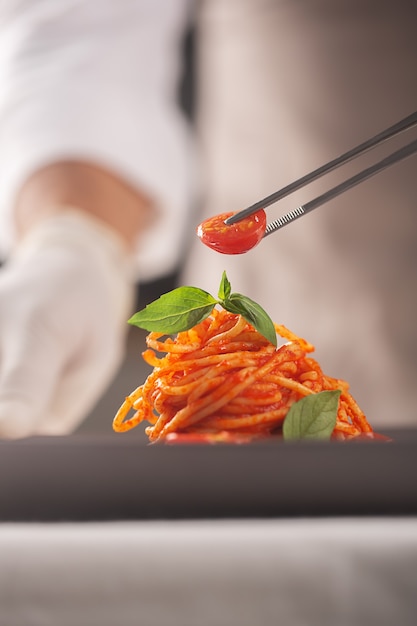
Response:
[1,517,416,626]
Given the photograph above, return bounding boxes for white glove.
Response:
[0,209,135,438]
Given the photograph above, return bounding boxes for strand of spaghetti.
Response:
[146,352,266,374]
[136,402,158,425]
[274,324,314,352]
[170,366,213,386]
[226,331,270,344]
[301,371,320,382]
[146,336,200,353]
[205,310,229,337]
[145,408,179,436]
[161,375,228,406]
[301,356,323,372]
[113,385,144,431]
[323,376,350,393]
[333,421,360,437]
[153,343,305,440]
[176,341,275,361]
[113,394,153,433]
[187,376,228,403]
[202,407,290,430]
[343,393,372,432]
[141,365,208,403]
[239,381,286,392]
[169,312,224,348]
[336,400,353,421]
[121,400,153,432]
[148,390,186,418]
[264,373,315,396]
[206,314,248,344]
[160,375,220,397]
[142,349,170,367]
[163,359,263,398]
[153,388,177,415]
[218,388,292,413]
[279,361,298,375]
[226,393,284,407]
[188,362,245,403]
[234,381,285,398]
[194,340,274,355]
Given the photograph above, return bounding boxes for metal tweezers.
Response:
[225,111,417,237]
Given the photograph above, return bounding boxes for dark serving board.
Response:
[0,429,416,521]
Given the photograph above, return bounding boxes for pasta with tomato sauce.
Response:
[113,308,376,443]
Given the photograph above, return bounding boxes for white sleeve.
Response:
[0,0,196,281]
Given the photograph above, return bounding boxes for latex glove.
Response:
[0,210,135,438]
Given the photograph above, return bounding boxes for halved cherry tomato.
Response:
[196,210,266,254]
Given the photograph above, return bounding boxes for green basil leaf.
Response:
[128,286,217,333]
[282,390,341,440]
[222,293,277,347]
[218,270,231,301]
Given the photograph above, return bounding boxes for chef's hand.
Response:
[0,210,134,438]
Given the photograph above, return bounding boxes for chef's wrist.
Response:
[13,160,155,250]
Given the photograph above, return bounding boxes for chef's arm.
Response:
[14,160,154,250]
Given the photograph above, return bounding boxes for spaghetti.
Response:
[113,308,375,443]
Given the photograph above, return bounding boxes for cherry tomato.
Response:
[196,210,267,254]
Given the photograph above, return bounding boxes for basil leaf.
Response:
[126,271,278,344]
[128,286,217,333]
[282,390,341,440]
[218,271,231,301]
[222,293,277,347]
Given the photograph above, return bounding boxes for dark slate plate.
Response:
[0,429,416,521]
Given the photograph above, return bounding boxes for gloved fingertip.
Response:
[0,400,38,439]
